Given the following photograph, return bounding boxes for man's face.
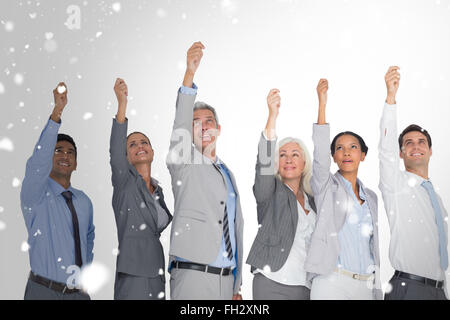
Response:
[51,140,77,177]
[278,142,305,181]
[193,109,221,154]
[400,131,432,168]
[333,134,366,174]
[126,133,154,166]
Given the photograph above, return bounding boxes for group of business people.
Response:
[20,42,448,300]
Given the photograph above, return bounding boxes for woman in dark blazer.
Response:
[246,89,316,300]
[110,78,172,300]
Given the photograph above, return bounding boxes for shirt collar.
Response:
[284,183,312,211]
[336,171,366,200]
[404,170,428,185]
[49,177,76,198]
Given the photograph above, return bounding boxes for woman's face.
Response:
[333,134,365,174]
[278,142,305,181]
[126,133,154,166]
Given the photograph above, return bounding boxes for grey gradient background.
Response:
[1,0,450,299]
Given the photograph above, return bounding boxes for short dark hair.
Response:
[398,124,432,149]
[57,133,77,158]
[330,131,368,156]
[127,131,152,147]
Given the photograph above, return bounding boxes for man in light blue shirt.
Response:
[167,42,244,300]
[20,82,95,300]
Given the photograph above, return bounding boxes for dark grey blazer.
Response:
[110,118,172,278]
[246,133,316,273]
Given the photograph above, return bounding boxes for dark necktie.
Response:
[223,205,233,261]
[61,191,83,268]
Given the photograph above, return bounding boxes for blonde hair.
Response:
[275,137,313,196]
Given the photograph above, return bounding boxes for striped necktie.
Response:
[223,206,233,260]
[421,181,448,271]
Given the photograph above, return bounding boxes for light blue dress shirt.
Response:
[20,119,95,284]
[336,173,375,275]
[175,84,237,269]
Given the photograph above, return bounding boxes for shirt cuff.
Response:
[262,130,277,141]
[179,83,198,95]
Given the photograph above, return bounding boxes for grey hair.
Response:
[193,101,219,127]
[275,137,313,196]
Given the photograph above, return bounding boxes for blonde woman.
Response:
[246,89,316,300]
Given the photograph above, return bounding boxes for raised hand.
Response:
[51,82,68,123]
[385,66,400,104]
[183,41,205,88]
[264,89,280,140]
[316,79,328,125]
[114,78,128,123]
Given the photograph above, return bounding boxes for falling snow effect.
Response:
[0,221,6,231]
[0,137,14,152]
[14,73,24,86]
[112,2,121,13]
[21,241,30,252]
[12,177,21,188]
[79,262,110,294]
[112,248,120,256]
[0,82,5,94]
[83,112,93,120]
[157,291,165,299]
[57,85,66,94]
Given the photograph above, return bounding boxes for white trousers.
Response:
[310,271,374,300]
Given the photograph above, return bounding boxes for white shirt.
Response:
[379,103,448,281]
[257,190,316,287]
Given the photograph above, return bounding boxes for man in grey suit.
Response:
[166,42,244,300]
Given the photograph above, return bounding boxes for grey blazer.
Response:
[304,124,383,300]
[246,133,316,272]
[110,119,172,278]
[166,90,244,295]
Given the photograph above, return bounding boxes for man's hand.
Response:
[114,78,128,123]
[51,82,68,123]
[385,66,400,104]
[183,41,205,88]
[317,78,328,107]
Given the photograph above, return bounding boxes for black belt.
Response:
[29,271,81,294]
[394,270,445,289]
[171,261,233,276]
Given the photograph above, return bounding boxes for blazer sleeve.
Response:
[253,132,277,205]
[109,118,130,188]
[311,123,333,196]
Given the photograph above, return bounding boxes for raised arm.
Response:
[311,79,332,195]
[167,42,204,167]
[20,83,67,211]
[253,89,280,205]
[109,78,131,188]
[379,66,402,193]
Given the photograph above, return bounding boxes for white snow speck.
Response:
[12,177,21,188]
[21,241,30,252]
[112,248,120,256]
[401,282,406,286]
[140,202,146,209]
[360,223,373,238]
[0,82,5,94]
[0,221,6,231]
[157,291,165,299]
[139,224,147,231]
[57,257,62,262]
[257,224,262,229]
[4,21,14,32]
[0,137,14,152]
[19,101,25,107]
[33,229,42,237]
[45,32,54,40]
[77,74,82,79]
[407,177,417,187]
[29,13,37,19]
[263,265,271,273]
[130,109,137,116]
[95,31,102,38]
[57,85,66,94]
[61,266,66,270]
[181,13,187,20]
[389,210,395,216]
[174,231,179,236]
[0,206,4,213]
[158,268,164,275]
[156,8,167,18]
[14,73,24,86]
[176,180,182,186]
[112,2,121,12]
[79,262,110,294]
[383,282,393,294]
[6,123,13,130]
[83,112,93,120]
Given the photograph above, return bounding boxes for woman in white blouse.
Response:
[246,89,317,300]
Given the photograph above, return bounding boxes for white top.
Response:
[257,190,316,287]
[379,103,448,281]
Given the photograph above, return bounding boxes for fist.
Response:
[53,82,68,109]
[186,41,205,74]
[114,78,128,105]
[267,89,281,116]
[317,79,328,105]
[385,66,400,96]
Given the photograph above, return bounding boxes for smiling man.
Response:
[20,83,95,300]
[166,42,244,300]
[379,67,448,300]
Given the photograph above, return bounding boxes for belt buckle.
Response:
[352,273,359,280]
[435,280,441,289]
[220,268,224,276]
[205,265,209,273]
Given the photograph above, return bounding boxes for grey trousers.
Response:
[24,278,90,300]
[114,272,166,300]
[385,275,447,300]
[252,273,310,300]
[170,268,234,300]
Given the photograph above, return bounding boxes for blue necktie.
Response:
[421,181,448,271]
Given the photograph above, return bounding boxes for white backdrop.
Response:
[1,0,449,299]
